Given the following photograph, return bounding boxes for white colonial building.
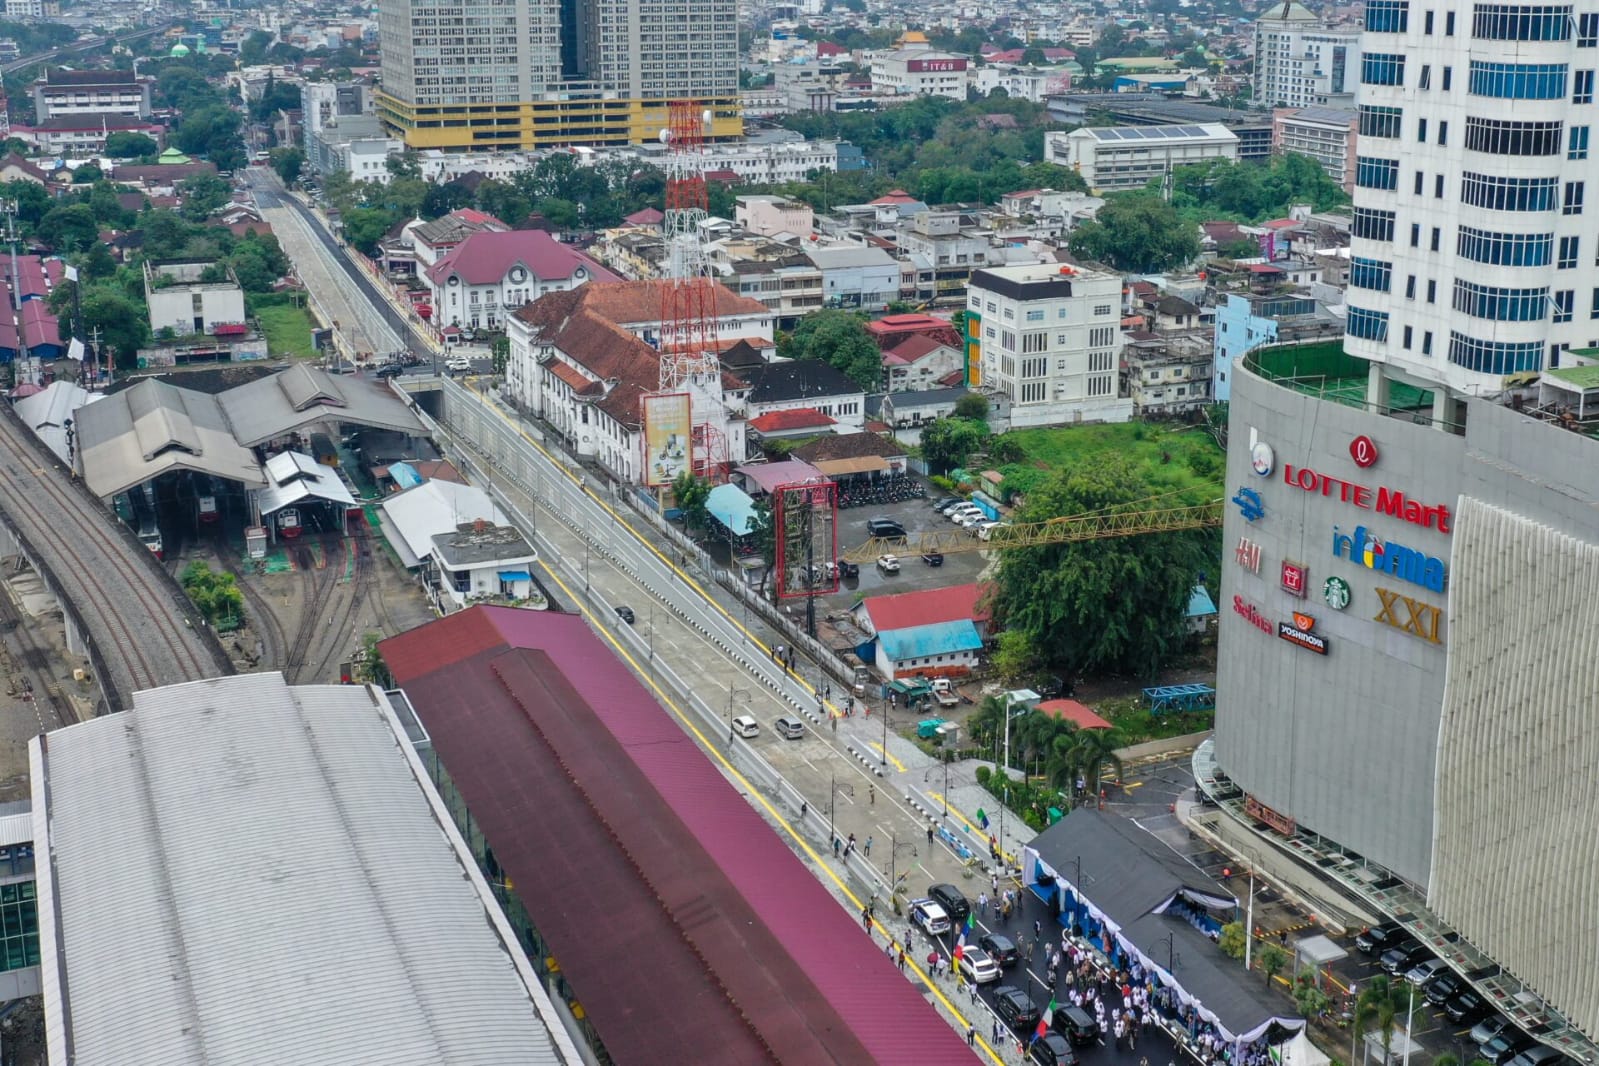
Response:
[967,262,1134,427]
[424,230,617,332]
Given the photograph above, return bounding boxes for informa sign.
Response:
[642,392,692,487]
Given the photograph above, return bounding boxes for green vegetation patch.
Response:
[994,422,1224,504]
[256,304,317,359]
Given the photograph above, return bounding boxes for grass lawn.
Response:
[256,304,317,359]
[995,421,1225,504]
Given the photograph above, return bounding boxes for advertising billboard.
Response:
[906,58,968,72]
[642,392,692,487]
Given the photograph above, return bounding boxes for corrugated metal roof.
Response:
[382,608,977,1066]
[36,673,576,1066]
[863,581,988,633]
[380,480,504,563]
[74,378,267,498]
[256,450,357,515]
[877,619,983,661]
[217,365,426,448]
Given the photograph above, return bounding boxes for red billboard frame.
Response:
[773,480,839,601]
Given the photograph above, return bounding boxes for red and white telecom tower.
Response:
[655,100,729,481]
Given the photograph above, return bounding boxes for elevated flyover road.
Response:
[0,408,226,711]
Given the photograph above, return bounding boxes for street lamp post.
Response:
[828,773,854,851]
[888,835,916,897]
[1243,849,1259,973]
[726,687,751,742]
[1158,931,1179,976]
[998,701,1028,873]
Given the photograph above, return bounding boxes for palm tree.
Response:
[1069,728,1125,802]
[1355,975,1413,1065]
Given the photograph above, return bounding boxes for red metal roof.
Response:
[1037,699,1113,730]
[382,608,975,1066]
[747,408,835,432]
[862,582,990,633]
[425,230,619,287]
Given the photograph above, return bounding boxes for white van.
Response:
[731,715,760,739]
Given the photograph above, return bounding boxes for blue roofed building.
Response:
[874,619,984,681]
[1187,584,1218,635]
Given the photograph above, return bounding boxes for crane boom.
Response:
[841,501,1224,563]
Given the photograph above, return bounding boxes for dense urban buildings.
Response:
[1207,0,1599,1056]
[1252,0,1360,109]
[375,0,739,150]
[1044,124,1241,192]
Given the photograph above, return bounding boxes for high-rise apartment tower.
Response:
[1346,0,1599,395]
[376,0,740,150]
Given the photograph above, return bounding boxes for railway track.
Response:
[301,526,375,684]
[0,562,77,732]
[282,536,342,683]
[219,551,288,671]
[0,406,224,709]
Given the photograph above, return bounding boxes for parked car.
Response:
[908,899,950,936]
[928,883,970,925]
[1446,990,1491,1025]
[948,505,983,523]
[959,948,1001,985]
[774,716,805,740]
[1406,958,1450,987]
[1380,944,1432,976]
[1483,1030,1534,1066]
[731,715,759,739]
[921,551,944,566]
[1055,1004,1101,1046]
[615,605,635,624]
[1506,1045,1567,1066]
[1356,921,1408,955]
[1472,1014,1514,1046]
[876,554,901,573]
[978,932,1018,968]
[1030,1032,1077,1066]
[1425,972,1465,1006]
[939,499,972,516]
[958,512,988,530]
[931,496,961,511]
[993,985,1039,1030]
[836,559,859,579]
[867,518,906,538]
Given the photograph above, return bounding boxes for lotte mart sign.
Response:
[1281,464,1453,534]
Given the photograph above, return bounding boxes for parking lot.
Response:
[823,491,995,608]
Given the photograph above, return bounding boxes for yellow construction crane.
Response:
[840,500,1224,563]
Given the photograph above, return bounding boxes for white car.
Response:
[959,948,1002,984]
[876,554,901,573]
[958,512,988,530]
[948,506,983,524]
[976,521,1003,540]
[909,898,951,936]
[731,715,759,739]
[446,355,472,372]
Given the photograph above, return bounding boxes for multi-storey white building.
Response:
[1253,1,1361,110]
[870,50,970,99]
[1273,105,1358,193]
[966,263,1134,427]
[32,69,152,121]
[1345,0,1599,395]
[1045,125,1240,192]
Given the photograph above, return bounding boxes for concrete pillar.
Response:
[0,523,15,558]
[1366,360,1390,414]
[1431,387,1450,430]
[61,608,84,657]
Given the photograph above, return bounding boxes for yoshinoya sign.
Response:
[1281,464,1453,534]
[1332,524,1447,594]
[1278,611,1328,655]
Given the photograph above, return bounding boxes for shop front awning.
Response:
[812,456,889,476]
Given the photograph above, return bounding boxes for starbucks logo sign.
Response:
[1323,576,1351,611]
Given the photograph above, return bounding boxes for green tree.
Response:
[78,285,151,368]
[1259,942,1290,986]
[269,146,304,185]
[989,434,1025,465]
[919,416,989,474]
[179,562,245,628]
[1066,727,1124,798]
[70,164,102,184]
[78,241,118,281]
[1,179,50,226]
[37,204,99,253]
[990,455,1214,679]
[104,131,158,158]
[988,629,1040,682]
[1293,969,1332,1019]
[1068,195,1201,272]
[953,392,989,421]
[340,206,393,255]
[1217,921,1247,959]
[491,335,510,375]
[1355,975,1413,1066]
[671,471,713,533]
[778,308,883,390]
[174,104,245,170]
[178,173,231,221]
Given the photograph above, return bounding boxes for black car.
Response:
[1356,921,1408,955]
[979,932,1019,968]
[1483,1031,1535,1066]
[1425,972,1465,1006]
[615,605,635,624]
[1446,991,1491,1025]
[866,518,906,538]
[374,363,405,378]
[1380,943,1432,976]
[928,883,970,925]
[1054,1004,1101,1046]
[993,985,1039,1031]
[921,552,944,566]
[1030,1032,1077,1066]
[836,559,859,579]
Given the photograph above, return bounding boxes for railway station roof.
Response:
[381,607,977,1066]
[218,364,425,447]
[255,450,357,516]
[74,378,267,499]
[33,672,581,1066]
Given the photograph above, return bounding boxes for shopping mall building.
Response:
[1198,342,1599,1061]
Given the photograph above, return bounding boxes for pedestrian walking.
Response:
[861,906,871,931]
[800,801,808,819]
[864,835,873,857]
[832,836,841,857]
[978,891,988,914]
[1035,919,1042,942]
[994,1019,1004,1044]
[927,823,935,846]
[966,1023,975,1047]
[844,832,856,857]
[869,784,875,805]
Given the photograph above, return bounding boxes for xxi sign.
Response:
[1374,587,1443,645]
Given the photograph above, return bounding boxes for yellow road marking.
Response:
[870,743,907,773]
[535,557,1006,1063]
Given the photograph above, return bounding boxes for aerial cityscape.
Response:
[0,0,1588,1061]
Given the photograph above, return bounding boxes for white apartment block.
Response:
[1273,105,1358,193]
[32,69,152,121]
[734,195,814,237]
[871,51,970,99]
[377,0,562,110]
[1045,125,1240,193]
[971,65,1071,103]
[1254,1,1361,110]
[1345,0,1599,394]
[966,263,1135,427]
